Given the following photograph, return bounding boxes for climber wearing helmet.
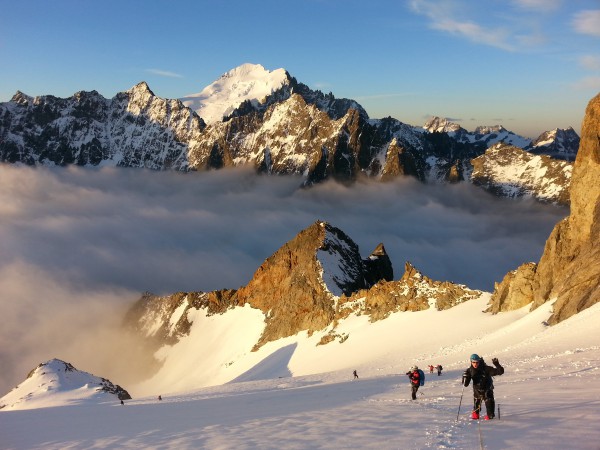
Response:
[406,365,422,400]
[462,353,504,420]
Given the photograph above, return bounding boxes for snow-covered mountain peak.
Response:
[10,90,33,106]
[127,81,155,97]
[530,126,579,161]
[0,358,131,411]
[181,63,290,124]
[423,116,464,133]
[474,124,507,135]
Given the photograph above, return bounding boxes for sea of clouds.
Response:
[0,164,567,396]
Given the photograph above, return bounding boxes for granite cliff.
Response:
[488,93,600,322]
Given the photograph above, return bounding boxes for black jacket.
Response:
[463,359,504,391]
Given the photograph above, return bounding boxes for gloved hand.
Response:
[492,357,500,366]
[462,370,469,386]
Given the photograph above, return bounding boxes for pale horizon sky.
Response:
[1,0,599,138]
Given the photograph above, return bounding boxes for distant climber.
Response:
[353,370,359,380]
[436,364,443,376]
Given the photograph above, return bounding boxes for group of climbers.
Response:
[405,354,504,420]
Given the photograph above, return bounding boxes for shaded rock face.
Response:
[488,93,600,323]
[124,290,238,344]
[363,243,394,286]
[380,138,427,181]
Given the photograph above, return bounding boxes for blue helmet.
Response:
[470,353,481,362]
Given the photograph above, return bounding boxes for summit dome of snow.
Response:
[180,63,289,124]
[0,359,130,411]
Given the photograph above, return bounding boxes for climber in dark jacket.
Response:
[463,354,504,420]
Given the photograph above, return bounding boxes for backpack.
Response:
[418,369,425,386]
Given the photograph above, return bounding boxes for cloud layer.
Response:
[0,165,567,395]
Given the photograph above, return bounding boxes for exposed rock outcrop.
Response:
[486,262,537,314]
[235,221,368,348]
[123,290,238,345]
[530,93,600,323]
[337,262,482,321]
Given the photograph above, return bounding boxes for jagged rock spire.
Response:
[363,243,393,286]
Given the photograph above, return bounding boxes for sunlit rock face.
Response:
[486,262,537,314]
[337,262,482,322]
[487,93,600,323]
[532,93,600,324]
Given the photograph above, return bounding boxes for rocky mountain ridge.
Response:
[0,64,576,203]
[424,116,580,161]
[471,143,572,204]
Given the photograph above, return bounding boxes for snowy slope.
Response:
[2,299,599,449]
[180,63,289,124]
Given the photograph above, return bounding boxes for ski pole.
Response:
[498,403,501,420]
[456,383,465,422]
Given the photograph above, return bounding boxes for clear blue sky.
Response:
[1,0,599,138]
